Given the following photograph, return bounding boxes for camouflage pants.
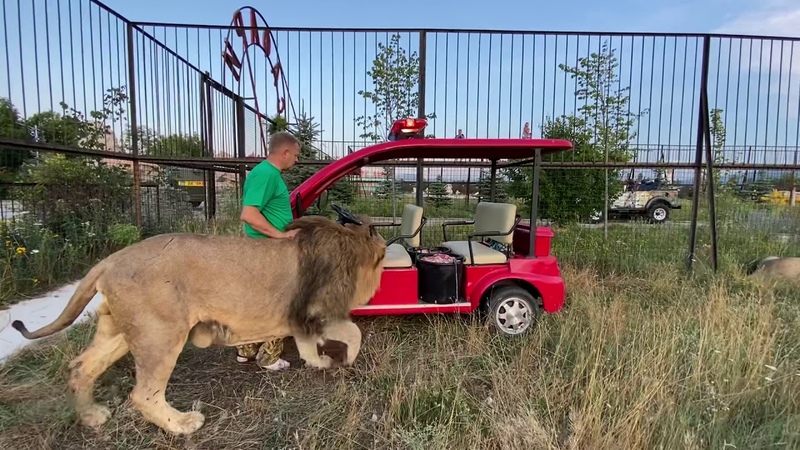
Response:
[236,338,284,368]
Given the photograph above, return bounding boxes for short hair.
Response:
[268,131,301,155]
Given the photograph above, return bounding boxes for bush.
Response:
[108,223,141,249]
[15,154,133,234]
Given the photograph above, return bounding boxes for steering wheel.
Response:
[330,203,363,227]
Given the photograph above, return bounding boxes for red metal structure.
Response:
[290,119,574,335]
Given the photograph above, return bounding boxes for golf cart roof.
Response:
[291,137,574,212]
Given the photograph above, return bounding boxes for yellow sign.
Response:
[178,181,205,187]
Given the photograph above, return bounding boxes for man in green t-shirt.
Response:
[236,131,302,371]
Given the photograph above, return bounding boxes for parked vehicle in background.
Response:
[171,168,206,208]
[591,178,682,224]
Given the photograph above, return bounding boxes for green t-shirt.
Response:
[241,160,294,238]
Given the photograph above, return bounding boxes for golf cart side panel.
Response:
[289,138,574,214]
[351,303,472,316]
[367,268,418,306]
[365,265,502,309]
[512,224,554,257]
[466,259,566,313]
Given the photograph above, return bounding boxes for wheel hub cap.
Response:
[496,298,531,334]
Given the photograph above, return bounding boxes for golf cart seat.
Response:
[374,203,426,268]
[441,202,520,265]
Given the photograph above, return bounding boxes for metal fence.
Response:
[0,0,799,274]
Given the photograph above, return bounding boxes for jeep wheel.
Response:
[484,286,541,336]
[647,204,670,223]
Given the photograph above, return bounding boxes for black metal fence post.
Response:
[416,30,427,208]
[701,41,719,271]
[490,159,497,202]
[235,95,246,201]
[126,22,142,229]
[202,72,216,220]
[528,149,542,259]
[686,34,712,271]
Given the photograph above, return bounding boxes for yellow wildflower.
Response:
[15,246,26,256]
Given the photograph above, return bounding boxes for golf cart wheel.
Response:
[485,285,541,336]
[647,203,670,223]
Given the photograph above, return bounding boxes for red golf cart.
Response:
[289,118,573,335]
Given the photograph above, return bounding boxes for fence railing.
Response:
[1,0,800,274]
[2,1,799,162]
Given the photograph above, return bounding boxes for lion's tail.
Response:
[12,262,107,340]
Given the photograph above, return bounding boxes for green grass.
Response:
[1,189,798,448]
[0,261,797,449]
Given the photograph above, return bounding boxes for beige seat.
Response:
[442,202,519,265]
[383,243,414,268]
[374,204,425,268]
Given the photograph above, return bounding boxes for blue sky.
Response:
[2,0,800,174]
[100,0,770,35]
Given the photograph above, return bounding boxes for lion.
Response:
[746,256,800,283]
[11,213,386,436]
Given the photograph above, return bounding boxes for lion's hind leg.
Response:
[126,320,204,435]
[67,300,130,428]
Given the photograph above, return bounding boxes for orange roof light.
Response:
[388,118,427,140]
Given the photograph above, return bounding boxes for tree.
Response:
[706,107,727,192]
[355,33,435,142]
[426,174,451,207]
[373,167,399,201]
[504,41,646,224]
[560,40,645,161]
[539,116,621,223]
[22,86,130,156]
[24,110,84,147]
[0,98,33,180]
[147,133,205,158]
[277,113,321,191]
[476,169,508,203]
[273,113,356,205]
[17,152,133,236]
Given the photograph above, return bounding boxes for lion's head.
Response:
[285,213,387,336]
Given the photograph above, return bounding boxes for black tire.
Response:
[483,285,541,336]
[647,203,670,223]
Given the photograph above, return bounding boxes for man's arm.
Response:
[240,206,297,239]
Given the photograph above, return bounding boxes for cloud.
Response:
[715,1,800,38]
[714,2,800,77]
[713,2,800,125]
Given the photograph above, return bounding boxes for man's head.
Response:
[267,131,301,170]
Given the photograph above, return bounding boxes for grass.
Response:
[0,217,140,308]
[1,190,798,448]
[1,257,798,448]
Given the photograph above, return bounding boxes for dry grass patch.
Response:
[1,264,798,449]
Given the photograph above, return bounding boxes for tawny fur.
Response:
[316,319,363,367]
[746,256,800,283]
[10,214,386,436]
[284,215,385,335]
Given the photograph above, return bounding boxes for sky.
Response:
[2,0,800,185]
[99,0,797,37]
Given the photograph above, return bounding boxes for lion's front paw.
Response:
[305,354,333,369]
[173,411,205,435]
[80,404,112,428]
